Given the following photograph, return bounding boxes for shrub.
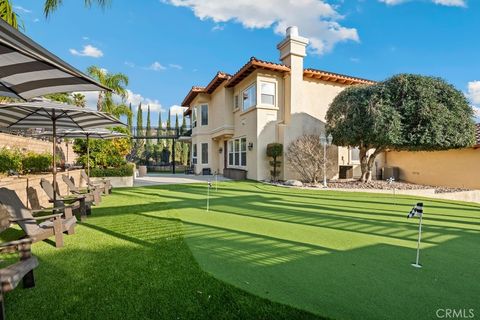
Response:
[266,143,283,181]
[22,152,52,173]
[0,148,23,174]
[89,163,134,177]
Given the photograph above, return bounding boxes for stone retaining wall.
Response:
[0,132,77,164]
[0,170,84,208]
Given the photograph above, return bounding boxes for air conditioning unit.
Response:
[382,167,399,181]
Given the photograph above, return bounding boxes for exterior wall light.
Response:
[248,142,254,151]
[218,147,223,153]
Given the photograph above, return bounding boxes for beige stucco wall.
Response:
[385,149,480,189]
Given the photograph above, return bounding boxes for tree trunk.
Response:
[359,147,369,182]
[97,92,103,111]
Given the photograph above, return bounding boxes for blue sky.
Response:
[12,0,480,124]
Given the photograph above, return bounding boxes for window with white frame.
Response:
[192,144,197,164]
[260,82,275,105]
[201,143,208,164]
[192,106,197,128]
[234,95,239,109]
[228,137,247,167]
[201,104,208,126]
[350,147,360,162]
[242,84,256,111]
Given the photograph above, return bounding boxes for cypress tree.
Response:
[146,105,152,145]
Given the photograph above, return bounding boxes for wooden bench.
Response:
[0,208,38,320]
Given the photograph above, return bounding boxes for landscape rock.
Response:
[284,180,303,187]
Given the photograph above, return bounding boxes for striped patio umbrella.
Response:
[36,128,128,178]
[0,101,125,201]
[0,19,109,99]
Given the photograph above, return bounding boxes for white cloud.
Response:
[169,105,187,116]
[467,81,480,105]
[124,61,135,68]
[165,0,359,55]
[169,63,183,70]
[212,24,224,31]
[69,44,104,58]
[149,61,166,71]
[379,0,466,7]
[126,89,164,112]
[14,6,31,13]
[473,106,480,119]
[33,18,40,23]
[82,36,89,40]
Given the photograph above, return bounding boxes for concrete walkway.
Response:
[134,173,230,187]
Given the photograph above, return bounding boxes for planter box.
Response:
[138,165,147,177]
[91,176,133,188]
[223,168,247,180]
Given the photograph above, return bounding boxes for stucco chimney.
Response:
[277,26,309,67]
[277,27,309,124]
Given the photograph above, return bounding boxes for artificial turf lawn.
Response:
[3,181,480,319]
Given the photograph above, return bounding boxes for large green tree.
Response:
[135,103,145,161]
[327,74,475,182]
[127,103,133,134]
[165,109,172,162]
[146,105,152,145]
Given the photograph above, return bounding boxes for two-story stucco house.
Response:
[182,26,375,181]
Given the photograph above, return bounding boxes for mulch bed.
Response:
[305,180,470,194]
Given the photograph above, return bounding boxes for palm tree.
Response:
[0,0,23,30]
[44,0,111,17]
[72,93,86,107]
[87,66,129,118]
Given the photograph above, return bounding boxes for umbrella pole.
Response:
[52,118,57,204]
[87,135,90,181]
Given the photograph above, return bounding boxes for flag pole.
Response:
[412,213,423,268]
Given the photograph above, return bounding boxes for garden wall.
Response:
[0,170,84,209]
[91,176,133,188]
[0,132,77,164]
[385,148,480,189]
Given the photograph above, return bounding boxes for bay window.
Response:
[201,104,208,126]
[260,82,275,105]
[242,84,256,111]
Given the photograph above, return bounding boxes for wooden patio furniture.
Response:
[39,179,91,222]
[0,206,38,320]
[80,170,111,195]
[61,174,101,205]
[0,188,76,248]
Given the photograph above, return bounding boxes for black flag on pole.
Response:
[407,202,423,218]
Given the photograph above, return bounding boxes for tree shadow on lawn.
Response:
[5,217,322,320]
[96,189,479,245]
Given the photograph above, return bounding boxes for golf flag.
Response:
[407,202,423,219]
[208,181,212,188]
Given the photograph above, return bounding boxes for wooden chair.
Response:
[0,188,76,248]
[61,175,101,205]
[39,179,91,222]
[0,206,38,320]
[80,170,111,195]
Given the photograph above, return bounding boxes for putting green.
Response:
[151,181,480,320]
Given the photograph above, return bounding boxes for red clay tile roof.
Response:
[181,72,231,109]
[225,57,291,88]
[181,57,376,111]
[475,123,480,147]
[304,68,376,85]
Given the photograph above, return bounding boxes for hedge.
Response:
[0,148,52,174]
[89,163,134,177]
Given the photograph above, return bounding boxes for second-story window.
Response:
[261,82,275,105]
[192,106,197,128]
[242,84,256,111]
[234,95,239,109]
[201,104,208,126]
